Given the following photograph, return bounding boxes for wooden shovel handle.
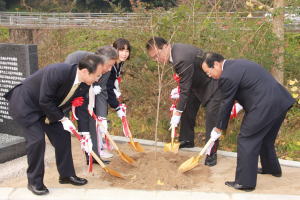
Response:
[198,138,215,156]
[95,119,120,151]
[103,131,120,151]
[171,125,176,139]
[90,151,107,168]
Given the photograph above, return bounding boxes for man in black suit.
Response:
[4,55,111,195]
[202,52,295,191]
[146,37,221,166]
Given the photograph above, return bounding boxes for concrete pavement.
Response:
[1,187,300,200]
[0,136,299,200]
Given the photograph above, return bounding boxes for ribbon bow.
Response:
[71,97,84,121]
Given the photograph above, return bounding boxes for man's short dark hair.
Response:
[78,54,103,74]
[203,52,225,68]
[113,38,131,60]
[146,37,168,50]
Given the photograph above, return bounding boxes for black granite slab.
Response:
[0,43,38,162]
[0,133,26,163]
[0,43,38,137]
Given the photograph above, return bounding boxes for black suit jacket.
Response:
[4,63,89,128]
[216,59,295,135]
[171,43,219,111]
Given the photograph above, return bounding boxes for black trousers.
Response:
[179,91,221,151]
[235,111,287,188]
[89,115,101,157]
[21,119,76,187]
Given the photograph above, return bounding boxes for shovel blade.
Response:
[118,151,135,165]
[103,167,124,179]
[128,141,145,152]
[178,155,201,173]
[164,142,180,153]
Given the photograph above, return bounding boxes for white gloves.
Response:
[80,132,93,154]
[205,142,215,155]
[116,104,126,118]
[113,89,122,99]
[114,79,121,98]
[170,114,181,128]
[93,85,102,95]
[170,87,180,99]
[116,109,126,118]
[235,103,243,113]
[60,117,76,133]
[205,128,221,155]
[230,102,243,118]
[97,117,108,134]
[210,128,222,141]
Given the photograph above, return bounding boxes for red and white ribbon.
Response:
[71,96,84,121]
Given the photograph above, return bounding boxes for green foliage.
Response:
[0,28,9,41]
[285,33,300,80]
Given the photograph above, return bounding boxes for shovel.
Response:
[69,127,124,179]
[178,138,215,173]
[122,116,145,152]
[103,130,136,165]
[164,125,180,153]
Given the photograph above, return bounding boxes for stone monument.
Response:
[0,43,38,163]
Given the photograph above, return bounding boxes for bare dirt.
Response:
[1,137,300,195]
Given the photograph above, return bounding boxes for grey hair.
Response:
[95,46,118,63]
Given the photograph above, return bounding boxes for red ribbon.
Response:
[121,116,131,137]
[117,77,122,84]
[69,127,93,173]
[230,104,237,119]
[105,135,111,150]
[71,97,84,121]
[71,96,84,107]
[173,74,181,94]
[173,73,180,84]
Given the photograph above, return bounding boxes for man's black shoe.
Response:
[257,168,282,177]
[179,141,194,148]
[27,184,49,195]
[204,153,217,166]
[225,181,255,192]
[59,176,88,186]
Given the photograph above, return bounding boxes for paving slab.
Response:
[1,188,300,200]
[0,136,299,200]
[0,187,14,200]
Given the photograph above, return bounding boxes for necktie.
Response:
[59,83,80,107]
[45,83,80,124]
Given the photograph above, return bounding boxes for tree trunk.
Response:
[271,0,285,84]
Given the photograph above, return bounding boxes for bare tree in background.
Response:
[247,0,285,84]
[271,0,285,84]
[21,0,33,11]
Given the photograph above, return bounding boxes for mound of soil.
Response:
[99,147,211,190]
